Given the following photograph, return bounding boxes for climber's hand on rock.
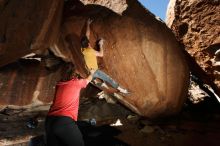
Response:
[87,18,93,25]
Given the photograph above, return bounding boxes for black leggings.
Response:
[45,116,84,146]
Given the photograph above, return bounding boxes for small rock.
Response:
[140,125,155,134]
[127,114,139,121]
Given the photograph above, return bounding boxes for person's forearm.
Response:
[86,21,91,39]
[86,74,93,83]
[96,50,103,57]
[99,47,104,56]
[96,40,104,57]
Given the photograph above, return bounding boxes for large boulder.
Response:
[55,0,189,118]
[166,0,220,90]
[0,0,64,107]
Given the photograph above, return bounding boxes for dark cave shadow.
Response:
[63,0,118,19]
[29,135,45,146]
[78,121,130,146]
[28,121,129,146]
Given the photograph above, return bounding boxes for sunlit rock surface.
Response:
[80,0,128,14]
[166,0,220,89]
[57,0,189,118]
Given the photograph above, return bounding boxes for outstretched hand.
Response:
[87,18,93,25]
[98,39,105,47]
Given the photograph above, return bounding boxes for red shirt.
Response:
[48,78,88,121]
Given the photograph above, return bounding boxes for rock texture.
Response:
[0,0,189,118]
[166,0,220,90]
[0,0,63,67]
[0,58,63,106]
[56,0,189,118]
[80,0,128,14]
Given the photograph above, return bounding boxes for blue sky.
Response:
[138,0,169,20]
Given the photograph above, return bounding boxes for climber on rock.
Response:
[81,18,130,95]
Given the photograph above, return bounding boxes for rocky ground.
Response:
[0,94,220,146]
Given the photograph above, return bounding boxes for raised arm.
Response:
[85,73,93,84]
[86,19,93,40]
[95,39,104,57]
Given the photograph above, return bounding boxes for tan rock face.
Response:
[166,0,176,28]
[58,0,189,118]
[0,58,63,106]
[166,0,220,88]
[80,0,128,14]
[0,0,189,118]
[0,0,63,67]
